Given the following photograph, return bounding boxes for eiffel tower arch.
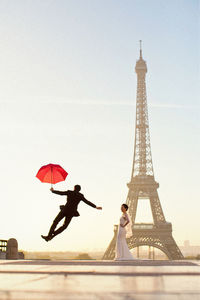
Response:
[103,42,184,260]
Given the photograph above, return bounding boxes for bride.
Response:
[115,203,134,260]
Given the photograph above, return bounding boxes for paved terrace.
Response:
[0,259,200,299]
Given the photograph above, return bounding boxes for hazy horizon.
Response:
[0,0,199,252]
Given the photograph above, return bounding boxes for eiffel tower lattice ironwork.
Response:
[103,42,183,260]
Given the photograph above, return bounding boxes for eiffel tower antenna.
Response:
[102,43,183,260]
[139,40,142,58]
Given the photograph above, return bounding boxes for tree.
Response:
[75,253,92,260]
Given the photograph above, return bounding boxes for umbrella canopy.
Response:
[36,163,68,185]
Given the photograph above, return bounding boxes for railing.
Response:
[133,222,172,230]
[133,223,155,229]
[0,240,7,252]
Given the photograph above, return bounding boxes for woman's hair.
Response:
[122,203,128,211]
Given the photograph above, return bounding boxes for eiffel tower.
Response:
[103,42,183,260]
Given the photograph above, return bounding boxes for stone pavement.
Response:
[0,259,200,299]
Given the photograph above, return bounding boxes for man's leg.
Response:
[52,216,73,238]
[42,211,65,241]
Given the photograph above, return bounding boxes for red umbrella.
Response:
[36,163,68,187]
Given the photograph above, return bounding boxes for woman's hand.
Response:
[121,221,129,228]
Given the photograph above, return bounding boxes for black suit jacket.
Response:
[52,189,96,217]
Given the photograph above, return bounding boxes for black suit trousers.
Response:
[48,210,73,237]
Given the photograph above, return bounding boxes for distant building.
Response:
[180,241,200,257]
[0,239,24,260]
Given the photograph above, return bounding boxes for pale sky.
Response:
[0,0,199,252]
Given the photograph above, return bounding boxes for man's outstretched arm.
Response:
[50,187,68,196]
[82,197,102,210]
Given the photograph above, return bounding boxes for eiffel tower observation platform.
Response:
[0,259,200,299]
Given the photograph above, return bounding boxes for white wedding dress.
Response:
[115,213,134,261]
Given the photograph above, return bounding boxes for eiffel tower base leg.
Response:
[102,225,118,260]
